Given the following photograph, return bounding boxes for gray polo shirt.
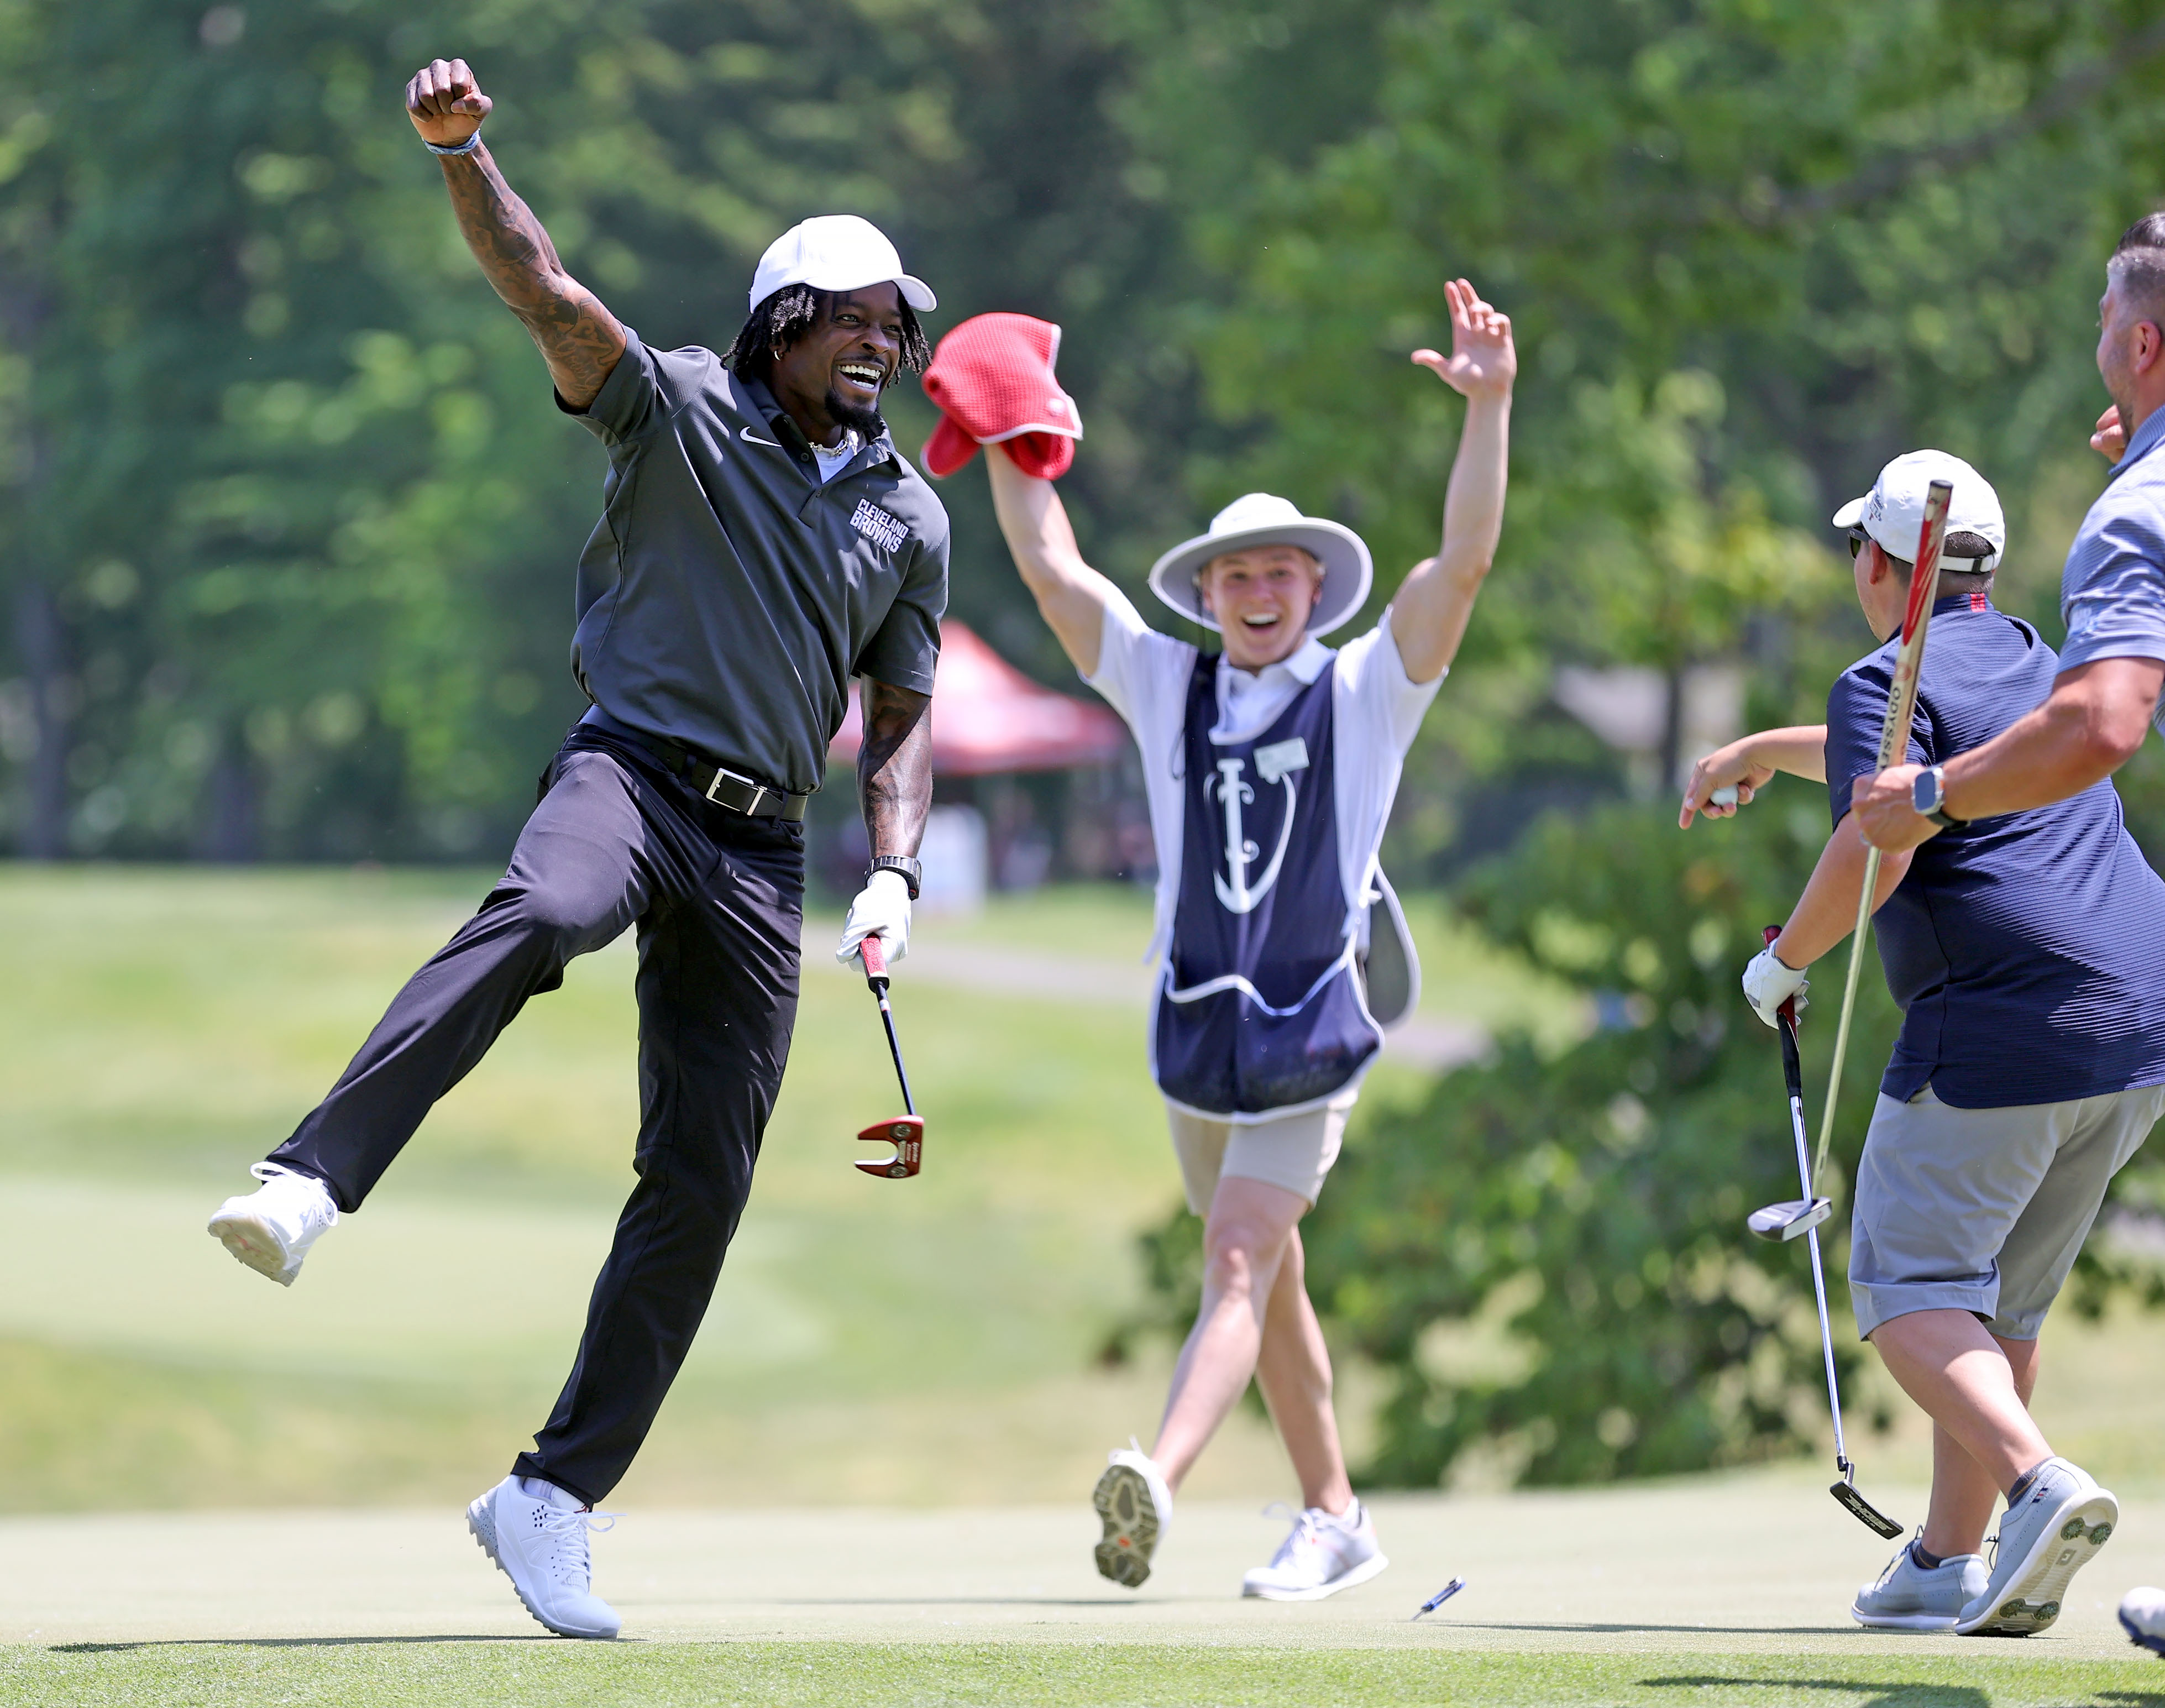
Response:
[562,328,948,794]
[2060,402,2165,732]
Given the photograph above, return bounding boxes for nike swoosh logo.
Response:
[740,427,784,448]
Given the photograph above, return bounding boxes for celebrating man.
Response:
[965,280,1513,1599]
[202,60,947,1639]
[1684,450,2165,1636]
[1846,213,2165,1659]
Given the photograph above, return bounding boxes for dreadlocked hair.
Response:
[724,284,932,380]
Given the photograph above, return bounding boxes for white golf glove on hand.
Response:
[836,867,912,967]
[1741,946,1808,1028]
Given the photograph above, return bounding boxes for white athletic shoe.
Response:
[1851,1531,1988,1631]
[1956,1457,2117,1637]
[206,1162,339,1287]
[1092,1445,1172,1589]
[466,1476,621,1639]
[1241,1499,1390,1601]
[2120,1585,2165,1656]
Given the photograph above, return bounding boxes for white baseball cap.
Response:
[748,215,935,315]
[1832,448,2004,573]
[1147,493,1372,636]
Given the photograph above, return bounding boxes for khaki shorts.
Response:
[1165,1091,1357,1215]
[1849,1081,2165,1340]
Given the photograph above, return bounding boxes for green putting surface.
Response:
[6,1478,2165,1702]
[7,1647,2165,1708]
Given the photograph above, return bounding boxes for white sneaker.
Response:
[467,1476,621,1639]
[1851,1531,1989,1631]
[1092,1445,1172,1589]
[206,1162,339,1286]
[1956,1456,2116,1636]
[1241,1499,1390,1601]
[2121,1585,2165,1655]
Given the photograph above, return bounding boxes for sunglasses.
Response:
[1848,527,1917,570]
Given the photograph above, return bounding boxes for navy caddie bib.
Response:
[1151,651,1383,1120]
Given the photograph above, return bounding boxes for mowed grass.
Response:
[0,864,1569,1512]
[8,1642,2165,1708]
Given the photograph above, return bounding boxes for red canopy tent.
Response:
[828,620,1129,776]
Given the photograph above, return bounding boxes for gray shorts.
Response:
[1165,1091,1356,1215]
[1849,1081,2165,1340]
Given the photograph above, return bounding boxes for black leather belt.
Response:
[684,758,809,820]
[585,715,809,820]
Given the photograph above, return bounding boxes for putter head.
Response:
[1747,1196,1832,1243]
[1831,1478,1904,1539]
[855,1114,922,1180]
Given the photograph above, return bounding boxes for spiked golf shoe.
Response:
[2119,1586,2165,1655]
[1957,1458,2116,1636]
[1852,1533,1988,1631]
[468,1476,621,1639]
[1092,1446,1171,1589]
[206,1162,339,1286]
[1241,1499,1389,1601]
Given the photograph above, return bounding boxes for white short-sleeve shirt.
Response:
[1083,589,1444,961]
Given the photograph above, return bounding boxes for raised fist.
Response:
[406,58,492,149]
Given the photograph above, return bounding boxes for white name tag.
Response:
[1253,737,1309,784]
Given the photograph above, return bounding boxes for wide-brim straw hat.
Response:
[1146,493,1372,637]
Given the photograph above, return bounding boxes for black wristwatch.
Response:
[1912,764,1967,830]
[867,855,922,901]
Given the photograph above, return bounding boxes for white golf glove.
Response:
[1741,946,1809,1028]
[836,867,912,967]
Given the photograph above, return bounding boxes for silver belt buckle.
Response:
[705,766,768,814]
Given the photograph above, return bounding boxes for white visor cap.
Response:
[1147,493,1372,637]
[1832,448,2005,574]
[748,215,935,315]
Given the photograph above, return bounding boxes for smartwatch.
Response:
[1911,764,1967,830]
[867,855,922,901]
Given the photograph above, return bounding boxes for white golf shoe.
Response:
[206,1162,339,1286]
[1092,1445,1172,1589]
[2120,1585,2165,1655]
[467,1475,621,1639]
[1241,1499,1389,1601]
[1956,1457,2116,1637]
[1851,1532,1988,1631]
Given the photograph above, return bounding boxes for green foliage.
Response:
[0,0,1193,857]
[1303,798,1904,1486]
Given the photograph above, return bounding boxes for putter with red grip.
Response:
[853,935,922,1179]
[1751,923,1901,1539]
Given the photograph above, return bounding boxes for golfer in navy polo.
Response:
[202,60,946,1639]
[969,279,1515,1600]
[1684,450,2165,1637]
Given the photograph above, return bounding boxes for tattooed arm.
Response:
[857,680,932,859]
[405,58,626,409]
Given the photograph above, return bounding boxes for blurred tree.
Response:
[1105,0,2165,871]
[0,0,1196,859]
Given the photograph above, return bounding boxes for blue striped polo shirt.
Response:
[2061,402,2165,710]
[1827,597,2165,1108]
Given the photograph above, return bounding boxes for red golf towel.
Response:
[920,312,1082,480]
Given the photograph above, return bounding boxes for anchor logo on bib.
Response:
[1208,736,1309,913]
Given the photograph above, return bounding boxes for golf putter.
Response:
[1748,927,1832,1244]
[853,935,923,1180]
[1752,925,1901,1540]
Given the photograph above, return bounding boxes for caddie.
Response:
[202,59,947,1639]
[943,280,1513,1599]
[1682,449,2165,1637]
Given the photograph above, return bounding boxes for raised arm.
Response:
[1388,279,1517,684]
[405,59,627,410]
[984,452,1128,677]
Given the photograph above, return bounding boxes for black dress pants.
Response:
[271,731,804,1503]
